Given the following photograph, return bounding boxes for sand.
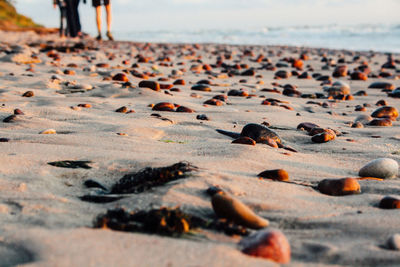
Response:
[0,30,399,267]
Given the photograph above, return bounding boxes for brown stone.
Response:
[275,70,291,79]
[311,130,336,143]
[139,81,161,91]
[368,82,394,90]
[317,178,361,196]
[173,79,185,85]
[22,91,34,97]
[371,106,398,120]
[112,73,129,82]
[368,118,392,127]
[258,169,289,181]
[176,106,195,113]
[115,106,128,113]
[204,99,223,106]
[350,71,368,81]
[152,102,175,112]
[332,65,348,77]
[379,196,400,209]
[297,122,320,132]
[240,229,291,264]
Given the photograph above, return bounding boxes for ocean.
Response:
[116,24,400,54]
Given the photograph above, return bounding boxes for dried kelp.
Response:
[48,160,92,169]
[110,161,198,194]
[94,207,249,237]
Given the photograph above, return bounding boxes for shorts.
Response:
[92,0,109,7]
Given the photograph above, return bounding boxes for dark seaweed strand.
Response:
[110,162,198,194]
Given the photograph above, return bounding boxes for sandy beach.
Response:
[0,30,400,267]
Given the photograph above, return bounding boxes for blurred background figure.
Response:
[53,0,67,38]
[92,0,113,41]
[65,0,83,38]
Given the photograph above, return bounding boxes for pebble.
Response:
[371,106,398,121]
[387,234,400,250]
[204,99,223,106]
[368,82,395,90]
[40,129,57,134]
[152,102,175,112]
[367,118,392,127]
[22,91,34,97]
[258,169,289,181]
[359,158,398,179]
[115,106,128,113]
[3,115,17,123]
[211,192,269,229]
[191,84,212,92]
[332,65,348,77]
[311,129,336,143]
[318,178,361,196]
[196,114,209,121]
[379,196,400,209]
[350,71,368,81]
[240,229,291,264]
[297,122,320,132]
[354,114,372,124]
[176,106,195,113]
[138,81,160,91]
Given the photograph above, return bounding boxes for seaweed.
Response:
[48,160,92,169]
[94,207,249,237]
[110,161,197,194]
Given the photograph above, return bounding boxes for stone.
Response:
[211,193,269,229]
[240,229,291,264]
[371,106,398,121]
[22,91,34,97]
[176,106,195,113]
[332,65,348,77]
[367,118,392,127]
[354,114,372,124]
[191,84,211,92]
[204,99,223,106]
[359,158,398,179]
[311,130,336,143]
[297,122,320,132]
[115,106,128,113]
[152,102,175,112]
[196,114,209,121]
[112,73,129,82]
[368,82,395,90]
[275,70,291,79]
[258,169,289,181]
[379,196,400,209]
[350,71,368,81]
[40,129,57,134]
[318,178,361,196]
[138,81,160,91]
[387,234,400,250]
[3,115,17,123]
[232,137,256,146]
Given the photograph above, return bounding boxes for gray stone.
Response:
[387,234,400,250]
[359,158,398,179]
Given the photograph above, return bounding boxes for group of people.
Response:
[53,0,113,41]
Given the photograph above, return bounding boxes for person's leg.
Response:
[74,0,82,36]
[65,0,78,37]
[105,1,113,40]
[96,6,102,39]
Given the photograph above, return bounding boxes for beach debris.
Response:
[386,234,400,250]
[48,160,92,169]
[110,162,197,194]
[379,196,400,209]
[239,229,291,264]
[258,169,289,181]
[317,178,361,196]
[371,106,398,121]
[232,137,256,146]
[211,192,269,229]
[217,123,296,151]
[359,158,398,179]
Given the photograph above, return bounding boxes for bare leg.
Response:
[96,6,102,36]
[105,4,111,33]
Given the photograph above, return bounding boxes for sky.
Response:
[14,0,400,35]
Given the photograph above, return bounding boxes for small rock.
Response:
[211,193,269,229]
[311,130,336,143]
[240,229,291,264]
[152,102,175,112]
[354,114,372,124]
[367,118,392,127]
[297,122,320,132]
[138,81,160,91]
[40,129,57,134]
[3,115,17,123]
[196,114,209,121]
[371,106,398,121]
[14,108,24,115]
[318,178,361,196]
[22,91,34,97]
[368,82,394,90]
[387,234,400,250]
[379,196,400,209]
[112,73,129,82]
[258,169,289,181]
[115,106,128,113]
[176,106,195,113]
[359,158,398,179]
[191,84,211,92]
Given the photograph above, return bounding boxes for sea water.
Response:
[116,24,400,53]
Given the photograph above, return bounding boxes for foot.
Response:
[96,34,102,41]
[106,31,114,41]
